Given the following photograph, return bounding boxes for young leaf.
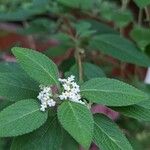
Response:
[57,101,94,149]
[111,103,150,122]
[111,9,133,28]
[94,114,133,150]
[0,99,48,137]
[81,78,148,106]
[11,116,63,150]
[130,26,150,51]
[89,34,150,67]
[12,47,59,86]
[0,73,39,101]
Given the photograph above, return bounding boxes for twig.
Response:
[144,7,150,26]
[138,8,143,26]
[75,46,83,83]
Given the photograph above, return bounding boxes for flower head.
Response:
[59,75,85,105]
[37,85,56,111]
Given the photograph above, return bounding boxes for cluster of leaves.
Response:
[0,0,150,149]
[0,47,149,150]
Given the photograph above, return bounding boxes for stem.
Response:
[138,8,143,26]
[119,0,129,36]
[75,46,83,83]
[145,7,150,26]
[119,28,124,36]
[121,0,129,11]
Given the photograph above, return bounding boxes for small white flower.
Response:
[68,75,75,82]
[37,85,56,111]
[58,75,85,105]
[63,84,71,91]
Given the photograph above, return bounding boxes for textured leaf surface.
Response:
[89,34,150,67]
[0,73,39,101]
[81,78,148,106]
[111,102,150,121]
[0,99,48,137]
[83,63,106,79]
[57,101,94,149]
[94,114,133,150]
[62,131,79,150]
[11,116,62,150]
[12,47,59,85]
[138,100,150,109]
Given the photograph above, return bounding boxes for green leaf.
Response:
[0,99,48,137]
[130,26,150,51]
[57,101,94,149]
[0,62,23,73]
[0,138,11,150]
[94,114,133,150]
[89,34,150,67]
[0,7,46,21]
[0,73,39,101]
[83,63,106,79]
[82,19,118,35]
[0,100,12,111]
[111,101,150,121]
[18,18,55,35]
[74,21,96,38]
[11,116,62,150]
[62,130,79,150]
[44,46,68,58]
[133,0,150,8]
[65,62,105,81]
[99,1,117,21]
[138,100,150,109]
[0,138,5,150]
[58,0,92,10]
[0,1,48,21]
[12,47,59,86]
[111,10,133,28]
[81,78,148,106]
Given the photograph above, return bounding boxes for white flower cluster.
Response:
[37,75,85,111]
[37,85,56,111]
[59,75,85,105]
